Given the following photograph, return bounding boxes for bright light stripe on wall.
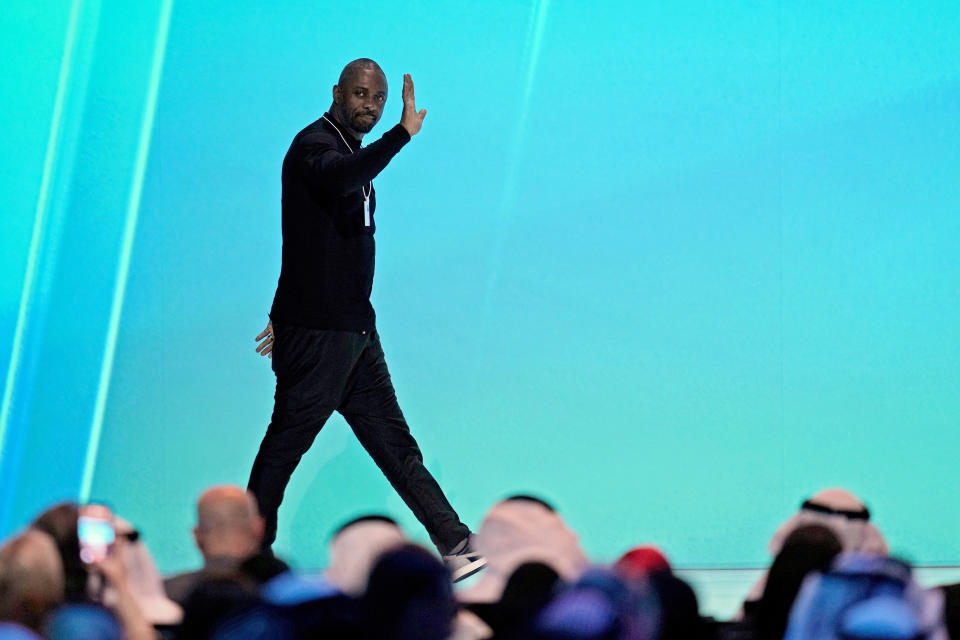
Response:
[79,0,174,502]
[477,0,550,350]
[0,0,85,476]
[518,0,549,122]
[484,0,548,294]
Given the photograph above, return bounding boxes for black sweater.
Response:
[270,114,411,329]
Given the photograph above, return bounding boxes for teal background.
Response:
[1,0,958,575]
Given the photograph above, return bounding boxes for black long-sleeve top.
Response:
[270,114,411,329]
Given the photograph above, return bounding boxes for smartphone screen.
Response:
[78,504,115,564]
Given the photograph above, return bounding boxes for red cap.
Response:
[615,545,672,577]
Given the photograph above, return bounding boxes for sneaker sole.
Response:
[451,557,487,583]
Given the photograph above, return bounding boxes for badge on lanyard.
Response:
[319,115,374,228]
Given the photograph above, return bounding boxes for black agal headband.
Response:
[801,499,871,521]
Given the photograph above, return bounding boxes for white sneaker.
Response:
[442,537,487,583]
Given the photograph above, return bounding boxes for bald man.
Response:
[249,59,483,581]
[163,485,265,605]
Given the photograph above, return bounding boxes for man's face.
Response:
[333,67,388,135]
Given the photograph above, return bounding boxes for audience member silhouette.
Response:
[753,524,841,640]
[467,561,561,639]
[2,487,957,639]
[0,530,64,633]
[30,503,86,602]
[360,544,457,640]
[165,485,265,606]
[740,488,888,614]
[460,496,588,605]
[325,515,406,596]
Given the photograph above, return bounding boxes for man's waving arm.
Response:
[301,74,427,196]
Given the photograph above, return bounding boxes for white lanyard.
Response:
[322,114,372,226]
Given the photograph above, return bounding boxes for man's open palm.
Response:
[400,73,426,137]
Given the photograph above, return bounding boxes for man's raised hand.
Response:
[400,74,426,137]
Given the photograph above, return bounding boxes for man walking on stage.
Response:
[249,58,484,581]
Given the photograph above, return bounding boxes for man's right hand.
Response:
[255,321,274,358]
[400,74,427,137]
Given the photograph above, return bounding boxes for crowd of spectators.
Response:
[1,486,958,639]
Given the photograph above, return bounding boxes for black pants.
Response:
[247,323,469,554]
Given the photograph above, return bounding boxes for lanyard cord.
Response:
[321,114,372,200]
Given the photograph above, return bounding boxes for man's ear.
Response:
[332,84,342,104]
[193,526,204,553]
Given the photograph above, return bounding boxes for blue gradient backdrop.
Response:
[2,0,959,574]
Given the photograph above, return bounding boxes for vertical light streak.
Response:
[776,0,786,500]
[0,0,85,477]
[477,0,550,354]
[518,0,550,126]
[79,0,174,502]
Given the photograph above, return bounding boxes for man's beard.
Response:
[350,112,378,133]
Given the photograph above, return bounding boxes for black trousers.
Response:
[247,322,469,554]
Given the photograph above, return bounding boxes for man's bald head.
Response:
[197,485,259,530]
[338,58,385,87]
[193,485,264,563]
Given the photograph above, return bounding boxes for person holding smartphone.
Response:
[31,503,157,640]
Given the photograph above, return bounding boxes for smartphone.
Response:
[78,504,115,564]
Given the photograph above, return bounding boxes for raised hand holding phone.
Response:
[78,504,115,564]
